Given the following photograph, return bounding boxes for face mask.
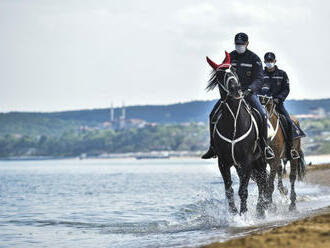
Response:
[235,44,246,54]
[265,62,275,69]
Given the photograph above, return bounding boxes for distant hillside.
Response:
[0,98,329,136]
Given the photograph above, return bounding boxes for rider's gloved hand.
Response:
[273,98,280,104]
[244,88,253,97]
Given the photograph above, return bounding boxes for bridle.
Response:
[213,68,259,166]
[216,67,243,100]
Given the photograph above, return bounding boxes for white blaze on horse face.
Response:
[224,70,239,94]
[216,67,240,94]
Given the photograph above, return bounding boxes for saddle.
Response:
[251,107,276,139]
[278,114,306,140]
[211,99,274,141]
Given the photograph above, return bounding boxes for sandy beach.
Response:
[202,164,330,248]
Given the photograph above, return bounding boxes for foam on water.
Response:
[0,158,329,248]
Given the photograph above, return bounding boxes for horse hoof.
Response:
[267,203,277,213]
[239,208,247,215]
[289,203,296,211]
[279,186,288,196]
[257,210,265,219]
[229,206,238,215]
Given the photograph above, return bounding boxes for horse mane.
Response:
[205,69,219,92]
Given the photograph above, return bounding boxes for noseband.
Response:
[216,68,240,97]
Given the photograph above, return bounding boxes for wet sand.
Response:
[202,164,330,248]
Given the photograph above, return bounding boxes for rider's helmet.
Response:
[264,52,276,61]
[234,32,248,44]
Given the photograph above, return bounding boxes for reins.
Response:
[214,95,259,166]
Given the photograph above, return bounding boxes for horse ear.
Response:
[224,51,231,64]
[206,51,231,70]
[206,56,219,70]
[219,51,231,69]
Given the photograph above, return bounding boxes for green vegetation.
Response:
[1,99,330,158]
[0,124,209,158]
[300,118,330,155]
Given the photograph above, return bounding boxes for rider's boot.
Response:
[201,121,217,159]
[286,123,299,160]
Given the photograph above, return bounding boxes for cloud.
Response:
[0,0,328,112]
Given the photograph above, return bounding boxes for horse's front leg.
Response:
[289,160,297,211]
[253,159,268,217]
[237,165,252,215]
[218,159,237,214]
[266,160,277,205]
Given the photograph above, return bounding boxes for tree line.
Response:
[0,124,209,158]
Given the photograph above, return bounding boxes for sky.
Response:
[0,0,329,112]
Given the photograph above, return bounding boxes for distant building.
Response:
[119,104,126,130]
[107,102,154,130]
[310,107,326,118]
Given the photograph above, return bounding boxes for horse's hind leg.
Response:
[277,160,288,195]
[218,159,237,214]
[289,160,298,211]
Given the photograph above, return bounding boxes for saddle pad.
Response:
[267,119,276,139]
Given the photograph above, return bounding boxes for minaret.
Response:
[122,103,126,120]
[110,103,114,122]
[119,102,126,129]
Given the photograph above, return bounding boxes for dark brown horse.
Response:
[259,95,306,211]
[206,52,268,216]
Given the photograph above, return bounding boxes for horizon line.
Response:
[1,97,330,114]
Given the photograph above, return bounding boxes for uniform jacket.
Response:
[262,66,290,101]
[229,49,264,93]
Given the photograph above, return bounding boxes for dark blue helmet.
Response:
[264,52,276,61]
[235,33,248,44]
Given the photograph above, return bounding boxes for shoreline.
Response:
[2,153,330,162]
[203,207,330,248]
[202,165,330,248]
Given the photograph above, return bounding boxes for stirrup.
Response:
[264,146,275,160]
[290,149,300,160]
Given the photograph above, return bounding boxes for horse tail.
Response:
[282,160,288,176]
[290,117,305,180]
[297,150,306,181]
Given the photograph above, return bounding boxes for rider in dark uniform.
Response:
[261,52,299,160]
[202,33,275,160]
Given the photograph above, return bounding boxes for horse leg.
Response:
[277,160,288,195]
[253,159,267,217]
[238,165,252,215]
[218,159,237,214]
[265,160,277,208]
[289,160,297,211]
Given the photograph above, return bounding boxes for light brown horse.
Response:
[259,95,306,211]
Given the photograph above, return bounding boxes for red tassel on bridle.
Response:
[206,51,231,70]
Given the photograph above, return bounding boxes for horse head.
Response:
[206,51,242,99]
[258,92,275,115]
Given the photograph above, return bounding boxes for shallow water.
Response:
[0,158,329,248]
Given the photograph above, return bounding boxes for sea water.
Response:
[0,158,329,248]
